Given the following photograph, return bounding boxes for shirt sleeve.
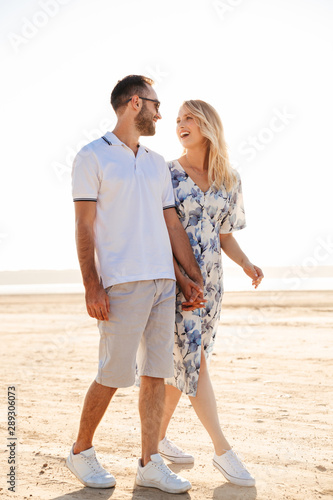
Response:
[162,162,175,209]
[219,172,246,234]
[72,147,100,201]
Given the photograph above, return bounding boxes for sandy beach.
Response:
[0,290,332,500]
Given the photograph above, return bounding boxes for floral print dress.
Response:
[165,160,246,396]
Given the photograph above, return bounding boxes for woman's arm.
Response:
[220,233,264,289]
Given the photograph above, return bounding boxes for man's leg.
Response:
[159,384,182,441]
[66,380,117,489]
[135,281,191,493]
[139,376,165,466]
[136,377,191,494]
[74,380,117,454]
[75,281,152,455]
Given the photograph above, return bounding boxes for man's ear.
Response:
[130,95,140,110]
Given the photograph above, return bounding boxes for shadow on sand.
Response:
[50,482,256,500]
[50,483,191,500]
[50,486,116,500]
[213,483,257,499]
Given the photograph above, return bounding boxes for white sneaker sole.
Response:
[158,450,195,464]
[66,456,116,489]
[136,476,191,494]
[213,459,255,487]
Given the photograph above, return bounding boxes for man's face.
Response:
[134,88,161,136]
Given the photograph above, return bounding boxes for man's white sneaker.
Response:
[136,453,191,494]
[213,449,255,487]
[158,436,194,464]
[66,445,116,488]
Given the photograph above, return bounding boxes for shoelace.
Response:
[83,453,106,475]
[154,460,178,478]
[165,438,184,454]
[226,451,250,474]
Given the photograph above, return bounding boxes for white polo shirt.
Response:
[72,131,176,287]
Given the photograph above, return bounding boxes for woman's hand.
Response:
[242,260,264,289]
[178,275,207,311]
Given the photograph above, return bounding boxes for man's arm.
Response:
[164,207,203,289]
[74,201,110,320]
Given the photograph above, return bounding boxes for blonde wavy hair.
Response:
[182,100,237,192]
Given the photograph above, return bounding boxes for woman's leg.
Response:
[159,384,182,441]
[189,350,231,455]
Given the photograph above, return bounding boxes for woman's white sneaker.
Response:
[158,436,194,463]
[213,449,255,487]
[66,445,116,488]
[136,453,192,493]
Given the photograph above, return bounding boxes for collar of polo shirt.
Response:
[102,132,149,154]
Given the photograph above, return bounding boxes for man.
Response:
[66,75,203,494]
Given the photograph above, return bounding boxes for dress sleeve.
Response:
[72,147,100,202]
[219,172,246,233]
[162,162,176,210]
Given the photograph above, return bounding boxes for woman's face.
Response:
[176,105,205,149]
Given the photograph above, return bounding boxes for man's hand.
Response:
[179,276,207,311]
[242,261,264,289]
[85,284,110,321]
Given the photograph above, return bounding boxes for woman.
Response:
[158,100,263,487]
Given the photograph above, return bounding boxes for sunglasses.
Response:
[126,96,160,112]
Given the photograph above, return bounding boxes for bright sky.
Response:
[1,0,333,272]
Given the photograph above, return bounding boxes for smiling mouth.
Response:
[180,132,190,138]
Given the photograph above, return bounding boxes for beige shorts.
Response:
[95,279,176,388]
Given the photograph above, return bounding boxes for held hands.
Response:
[179,276,207,311]
[242,260,264,289]
[85,283,110,321]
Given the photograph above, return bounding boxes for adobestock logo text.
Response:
[238,107,295,162]
[8,0,72,53]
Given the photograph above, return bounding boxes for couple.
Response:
[67,74,263,494]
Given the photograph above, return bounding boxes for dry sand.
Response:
[0,290,332,500]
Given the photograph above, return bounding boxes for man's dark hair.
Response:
[110,75,154,113]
